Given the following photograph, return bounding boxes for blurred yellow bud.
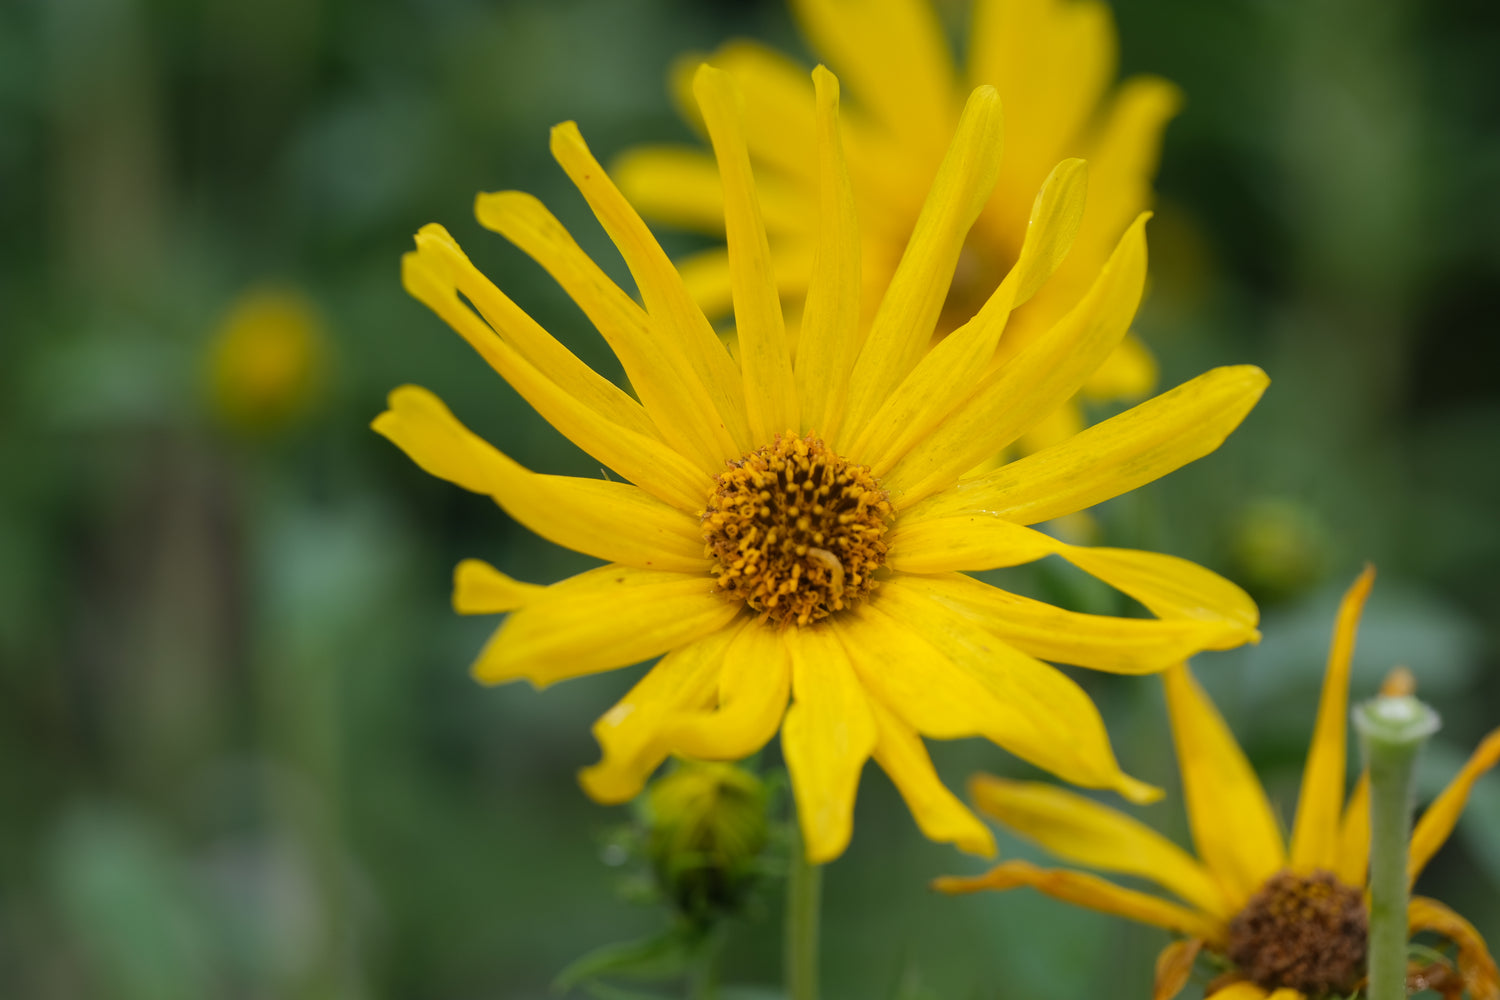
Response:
[1230,498,1329,600]
[645,761,768,923]
[207,287,326,432]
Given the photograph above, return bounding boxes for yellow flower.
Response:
[937,567,1500,1000]
[207,286,326,432]
[375,64,1264,863]
[616,0,1179,454]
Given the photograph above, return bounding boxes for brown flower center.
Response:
[702,433,891,627]
[1226,869,1368,997]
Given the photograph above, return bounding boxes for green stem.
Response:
[1354,693,1440,1000]
[687,923,725,1000]
[786,821,822,1000]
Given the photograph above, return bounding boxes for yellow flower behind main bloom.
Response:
[376,64,1265,863]
[938,567,1500,1000]
[617,0,1178,453]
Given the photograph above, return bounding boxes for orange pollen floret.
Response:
[701,432,891,627]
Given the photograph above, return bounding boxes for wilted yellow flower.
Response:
[617,0,1178,454]
[376,65,1264,863]
[207,286,325,431]
[938,568,1500,1000]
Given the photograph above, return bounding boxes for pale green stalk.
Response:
[785,822,822,1000]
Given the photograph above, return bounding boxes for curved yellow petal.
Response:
[837,85,1005,444]
[683,40,821,184]
[1153,938,1203,1000]
[886,513,1059,574]
[865,695,996,857]
[906,365,1269,527]
[1290,566,1375,872]
[578,626,736,803]
[933,860,1224,942]
[1163,664,1285,908]
[1204,985,1270,1000]
[1410,726,1500,884]
[896,572,1243,674]
[1056,544,1259,641]
[877,579,1159,803]
[968,774,1231,918]
[885,212,1150,506]
[1408,896,1500,1000]
[472,565,740,688]
[1333,772,1370,887]
[659,620,791,761]
[694,64,799,443]
[549,121,750,454]
[794,66,862,444]
[781,623,876,863]
[373,386,707,572]
[610,145,728,234]
[451,559,544,614]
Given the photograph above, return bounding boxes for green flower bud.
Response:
[644,761,769,924]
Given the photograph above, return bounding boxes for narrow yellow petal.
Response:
[847,159,1090,474]
[1334,772,1370,887]
[659,620,791,761]
[549,121,751,453]
[611,146,728,235]
[896,572,1243,674]
[578,628,734,803]
[877,579,1160,804]
[1163,664,1285,908]
[905,365,1269,526]
[837,85,1005,445]
[471,566,740,688]
[473,189,740,473]
[885,513,1059,574]
[1407,896,1500,1000]
[1204,985,1270,1000]
[1409,727,1500,884]
[373,386,707,572]
[968,774,1231,918]
[683,40,821,183]
[885,212,1151,506]
[1154,938,1203,1000]
[1290,566,1375,872]
[865,696,996,857]
[933,860,1224,942]
[781,624,876,863]
[401,254,709,512]
[794,66,862,443]
[694,64,799,443]
[451,559,543,614]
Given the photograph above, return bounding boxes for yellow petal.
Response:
[1290,566,1375,872]
[659,620,791,761]
[1163,664,1285,908]
[1083,330,1159,402]
[791,0,957,150]
[548,121,751,453]
[1410,726,1500,884]
[610,145,728,234]
[847,159,1090,475]
[1408,896,1500,1000]
[865,695,997,857]
[373,386,707,572]
[933,860,1224,942]
[1154,938,1203,1000]
[905,365,1269,526]
[400,255,709,512]
[837,85,1005,445]
[968,774,1231,918]
[885,513,1060,574]
[578,627,735,803]
[472,190,741,474]
[451,559,543,614]
[1204,985,1270,1000]
[471,565,740,688]
[885,212,1151,506]
[781,623,876,863]
[896,572,1243,674]
[693,64,799,443]
[1333,772,1370,887]
[680,40,821,184]
[794,66,863,443]
[877,579,1160,804]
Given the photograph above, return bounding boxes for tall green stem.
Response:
[785,821,822,1000]
[1354,692,1440,1000]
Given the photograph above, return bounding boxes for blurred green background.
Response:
[3,0,1499,996]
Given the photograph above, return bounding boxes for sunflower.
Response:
[616,0,1179,454]
[937,567,1500,1000]
[375,64,1265,863]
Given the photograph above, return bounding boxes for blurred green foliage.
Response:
[2,0,1498,996]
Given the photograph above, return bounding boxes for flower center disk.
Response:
[1226,869,1368,997]
[702,433,891,627]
